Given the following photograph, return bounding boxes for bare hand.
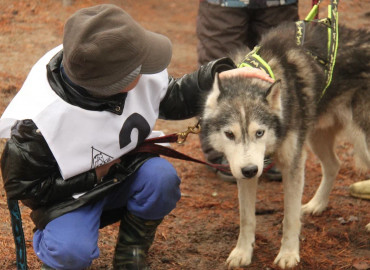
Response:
[95,159,120,180]
[219,67,275,83]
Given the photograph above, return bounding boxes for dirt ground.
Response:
[0,0,369,269]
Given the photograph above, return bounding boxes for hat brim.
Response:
[140,30,172,74]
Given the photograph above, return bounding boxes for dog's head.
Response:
[201,74,283,179]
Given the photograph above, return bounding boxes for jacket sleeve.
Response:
[0,120,97,208]
[159,57,236,120]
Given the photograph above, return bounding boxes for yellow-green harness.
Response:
[238,0,339,100]
[238,45,276,80]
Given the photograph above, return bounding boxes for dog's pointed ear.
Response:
[205,73,222,110]
[265,79,281,112]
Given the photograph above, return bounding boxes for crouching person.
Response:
[0,4,236,270]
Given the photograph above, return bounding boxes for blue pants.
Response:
[33,157,181,270]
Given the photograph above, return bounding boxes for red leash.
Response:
[129,122,274,175]
[131,139,231,173]
[129,122,231,173]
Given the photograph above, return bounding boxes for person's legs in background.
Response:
[196,1,250,65]
[247,3,299,49]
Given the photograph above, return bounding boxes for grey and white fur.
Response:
[201,21,370,269]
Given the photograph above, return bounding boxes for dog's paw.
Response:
[301,199,327,215]
[274,250,300,269]
[226,247,253,269]
[366,223,370,231]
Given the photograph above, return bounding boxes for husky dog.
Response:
[201,21,370,269]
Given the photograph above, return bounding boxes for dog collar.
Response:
[237,45,275,80]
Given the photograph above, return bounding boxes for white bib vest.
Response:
[0,45,169,179]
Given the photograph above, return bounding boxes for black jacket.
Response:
[1,50,235,229]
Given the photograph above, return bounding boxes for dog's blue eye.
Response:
[224,131,235,140]
[256,130,265,138]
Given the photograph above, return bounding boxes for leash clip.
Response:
[176,121,201,144]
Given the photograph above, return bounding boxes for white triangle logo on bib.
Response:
[91,147,114,168]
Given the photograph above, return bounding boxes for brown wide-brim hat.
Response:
[62,4,172,96]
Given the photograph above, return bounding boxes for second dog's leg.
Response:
[226,178,257,268]
[302,128,340,215]
[274,155,305,269]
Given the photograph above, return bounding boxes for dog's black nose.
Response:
[241,165,258,178]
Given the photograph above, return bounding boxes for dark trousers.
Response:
[196,1,299,65]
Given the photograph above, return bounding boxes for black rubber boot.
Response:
[113,211,163,270]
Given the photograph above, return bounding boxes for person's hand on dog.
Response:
[219,67,275,83]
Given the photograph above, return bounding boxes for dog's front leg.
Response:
[274,157,305,269]
[227,177,258,269]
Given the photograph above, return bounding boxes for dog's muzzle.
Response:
[241,165,258,178]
